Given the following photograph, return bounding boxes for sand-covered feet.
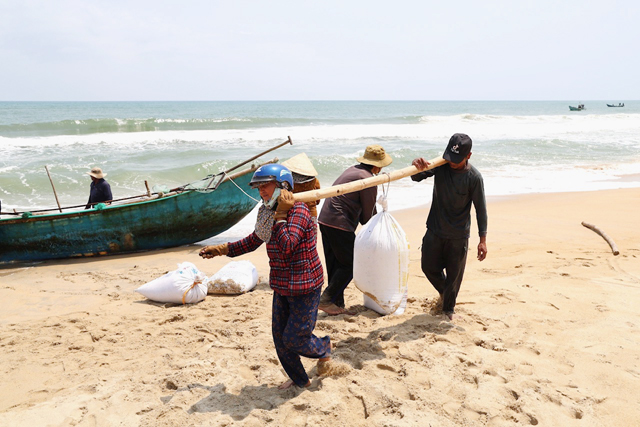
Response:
[277,379,295,390]
[425,294,444,315]
[317,357,351,377]
[318,303,355,316]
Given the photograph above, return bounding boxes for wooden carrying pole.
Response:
[293,156,447,203]
[44,165,63,213]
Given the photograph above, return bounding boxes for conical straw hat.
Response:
[281,153,318,177]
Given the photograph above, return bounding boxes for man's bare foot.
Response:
[318,303,355,316]
[278,379,295,390]
[278,379,310,389]
[444,311,455,321]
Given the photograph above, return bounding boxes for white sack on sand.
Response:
[206,260,258,294]
[136,262,208,304]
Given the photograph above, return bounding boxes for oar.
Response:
[292,156,446,203]
[204,136,293,191]
[44,165,63,213]
[222,136,293,176]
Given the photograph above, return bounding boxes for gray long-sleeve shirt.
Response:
[412,162,487,239]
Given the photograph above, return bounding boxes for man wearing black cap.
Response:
[411,133,488,321]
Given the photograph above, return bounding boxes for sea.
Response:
[1,100,639,243]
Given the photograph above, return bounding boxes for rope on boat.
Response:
[228,176,261,203]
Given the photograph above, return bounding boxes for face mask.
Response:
[264,187,281,210]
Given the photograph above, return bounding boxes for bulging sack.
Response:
[135,262,208,304]
[353,208,410,315]
[205,260,259,294]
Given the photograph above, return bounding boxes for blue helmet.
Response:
[249,164,294,190]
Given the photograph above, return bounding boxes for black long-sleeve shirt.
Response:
[85,179,113,209]
[412,163,487,239]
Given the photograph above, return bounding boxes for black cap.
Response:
[443,133,472,164]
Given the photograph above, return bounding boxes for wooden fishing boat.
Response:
[0,139,291,264]
[606,103,624,107]
[569,104,585,111]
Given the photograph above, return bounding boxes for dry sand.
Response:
[1,188,639,426]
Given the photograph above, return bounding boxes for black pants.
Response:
[319,224,355,308]
[421,229,468,314]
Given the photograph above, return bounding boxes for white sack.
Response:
[363,289,408,316]
[353,200,410,315]
[135,262,208,304]
[205,260,258,294]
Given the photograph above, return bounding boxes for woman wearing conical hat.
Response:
[281,153,321,221]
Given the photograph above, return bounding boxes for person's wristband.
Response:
[275,220,286,224]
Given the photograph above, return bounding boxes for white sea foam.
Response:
[2,113,639,149]
[2,106,640,215]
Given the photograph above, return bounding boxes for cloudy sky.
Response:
[1,0,638,101]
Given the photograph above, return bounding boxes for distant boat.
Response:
[606,103,624,107]
[569,104,585,111]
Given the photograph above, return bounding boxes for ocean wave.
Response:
[0,116,327,138]
[3,101,640,212]
[2,111,640,141]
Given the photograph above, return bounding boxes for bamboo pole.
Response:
[44,165,63,213]
[293,156,446,203]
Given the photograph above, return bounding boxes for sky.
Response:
[1,0,639,101]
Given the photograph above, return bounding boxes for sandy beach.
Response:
[1,188,639,427]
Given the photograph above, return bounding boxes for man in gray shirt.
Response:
[411,133,488,320]
[318,145,392,315]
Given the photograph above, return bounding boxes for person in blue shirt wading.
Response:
[411,133,488,321]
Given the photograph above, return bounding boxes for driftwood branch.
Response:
[581,222,619,256]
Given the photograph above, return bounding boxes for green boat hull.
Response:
[0,172,259,263]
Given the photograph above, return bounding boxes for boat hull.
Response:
[0,172,259,263]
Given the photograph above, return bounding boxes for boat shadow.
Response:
[0,244,206,270]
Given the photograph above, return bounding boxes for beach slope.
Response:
[1,188,639,426]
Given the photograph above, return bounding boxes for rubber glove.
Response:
[274,189,295,221]
[199,243,229,259]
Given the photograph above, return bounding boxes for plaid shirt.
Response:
[227,202,324,296]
